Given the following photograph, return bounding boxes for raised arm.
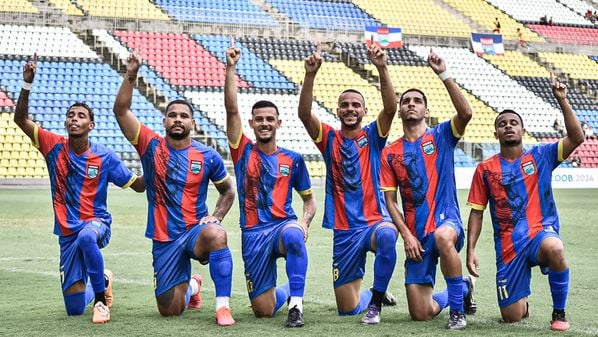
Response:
[552,75,584,158]
[113,54,142,142]
[224,36,243,145]
[369,42,397,135]
[466,209,484,278]
[298,192,316,241]
[384,191,424,261]
[428,49,472,136]
[298,42,323,140]
[13,54,38,140]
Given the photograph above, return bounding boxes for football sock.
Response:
[209,248,233,297]
[337,290,371,316]
[64,291,92,315]
[432,289,449,313]
[289,296,303,312]
[185,277,199,306]
[446,275,464,312]
[548,269,569,310]
[372,227,397,296]
[76,228,106,302]
[282,226,307,298]
[274,283,290,314]
[215,296,229,311]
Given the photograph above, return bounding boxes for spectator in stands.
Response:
[380,49,476,330]
[13,54,145,324]
[553,118,565,137]
[113,54,237,325]
[582,121,595,139]
[585,9,594,22]
[299,41,399,325]
[466,76,585,331]
[517,28,529,49]
[548,17,554,26]
[493,17,501,33]
[570,156,581,168]
[540,15,548,25]
[224,37,316,328]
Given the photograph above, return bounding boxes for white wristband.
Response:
[438,71,451,81]
[22,82,32,90]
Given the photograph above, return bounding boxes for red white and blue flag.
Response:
[471,32,504,56]
[365,26,402,48]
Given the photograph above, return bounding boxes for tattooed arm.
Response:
[113,54,142,142]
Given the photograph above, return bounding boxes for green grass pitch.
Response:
[1,188,597,336]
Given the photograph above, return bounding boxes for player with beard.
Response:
[113,54,237,325]
[298,41,398,324]
[13,54,145,324]
[380,49,476,330]
[466,77,584,331]
[225,37,316,327]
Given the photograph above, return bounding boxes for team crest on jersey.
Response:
[279,164,290,177]
[87,165,99,178]
[357,135,368,148]
[190,160,203,174]
[422,141,435,155]
[522,161,536,176]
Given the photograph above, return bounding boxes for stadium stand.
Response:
[154,0,278,26]
[0,0,38,13]
[48,0,84,16]
[75,0,170,20]
[486,0,592,26]
[529,25,598,45]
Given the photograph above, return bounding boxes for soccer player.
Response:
[298,41,398,324]
[225,37,316,328]
[380,49,476,330]
[13,54,145,324]
[113,54,237,325]
[466,77,584,331]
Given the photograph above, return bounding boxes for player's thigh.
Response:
[249,288,277,317]
[334,279,362,312]
[500,297,528,323]
[242,227,279,302]
[405,284,436,320]
[153,239,192,302]
[496,254,532,311]
[59,234,87,294]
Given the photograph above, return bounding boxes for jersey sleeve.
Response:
[438,119,460,148]
[536,141,562,170]
[229,132,252,164]
[106,149,137,188]
[314,122,331,155]
[380,147,398,192]
[366,119,388,152]
[293,155,312,195]
[467,164,488,210]
[131,123,157,157]
[208,150,229,184]
[33,125,64,156]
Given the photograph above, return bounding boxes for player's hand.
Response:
[367,37,388,68]
[199,215,221,225]
[304,41,322,75]
[298,220,309,242]
[427,48,447,75]
[551,72,568,101]
[126,53,142,74]
[226,36,241,67]
[23,53,37,83]
[466,251,480,278]
[403,232,425,262]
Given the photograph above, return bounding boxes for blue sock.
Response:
[64,289,93,315]
[432,289,449,312]
[462,276,470,297]
[209,248,233,297]
[274,283,290,314]
[338,290,372,315]
[373,227,397,292]
[446,275,464,312]
[282,227,308,297]
[548,269,569,310]
[76,228,105,293]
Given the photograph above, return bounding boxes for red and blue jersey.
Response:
[132,124,229,242]
[316,120,390,230]
[230,132,312,230]
[33,126,137,237]
[380,119,462,240]
[467,141,564,266]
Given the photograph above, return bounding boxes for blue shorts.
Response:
[242,221,302,299]
[332,223,385,288]
[404,221,464,287]
[152,224,206,297]
[59,220,111,292]
[496,228,560,308]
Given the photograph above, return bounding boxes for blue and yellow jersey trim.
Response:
[376,115,390,138]
[380,186,398,192]
[130,121,142,145]
[467,201,486,211]
[450,117,463,139]
[313,122,323,143]
[228,127,243,149]
[557,139,564,162]
[121,175,138,189]
[298,188,313,196]
[32,125,40,148]
[213,173,230,185]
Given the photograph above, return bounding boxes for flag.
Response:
[364,26,402,48]
[471,32,504,56]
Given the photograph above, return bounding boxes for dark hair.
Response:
[399,88,428,107]
[494,109,524,129]
[165,99,194,117]
[67,102,94,122]
[251,100,279,115]
[339,89,365,104]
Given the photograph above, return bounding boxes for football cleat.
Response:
[187,274,203,309]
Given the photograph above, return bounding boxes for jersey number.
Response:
[246,280,254,293]
[332,267,339,282]
[497,285,509,301]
